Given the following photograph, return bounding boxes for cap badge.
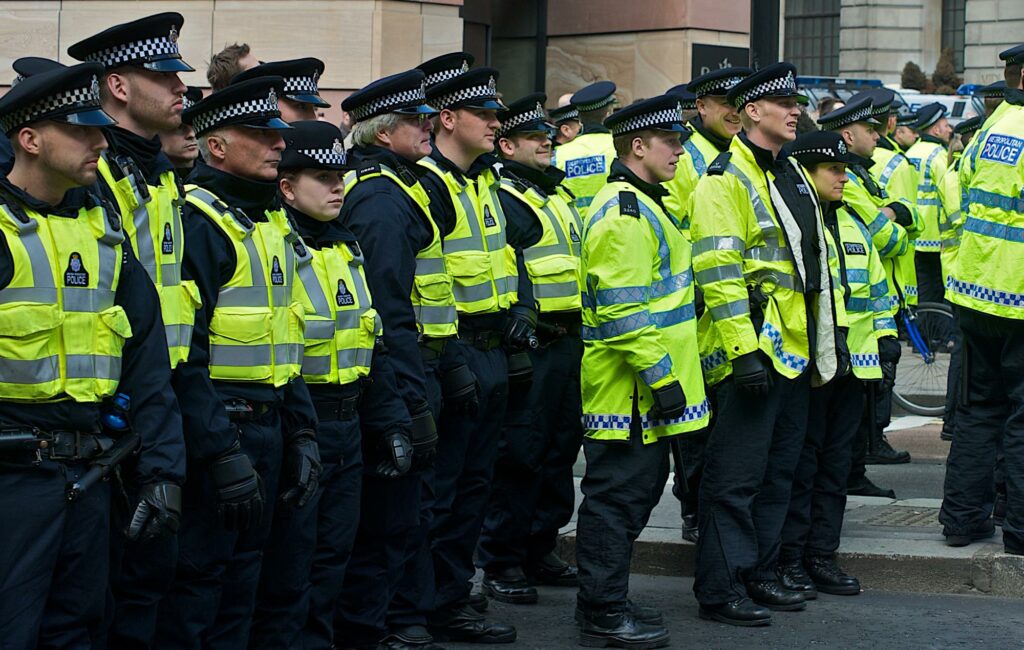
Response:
[535,101,544,115]
[837,141,847,155]
[460,61,470,73]
[168,25,179,43]
[90,75,101,101]
[487,76,496,94]
[677,101,684,116]
[332,139,344,154]
[419,80,427,97]
[268,87,278,106]
[312,70,320,85]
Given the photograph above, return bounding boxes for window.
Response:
[784,0,840,76]
[941,0,966,73]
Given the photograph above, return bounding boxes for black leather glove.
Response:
[210,443,263,531]
[376,428,413,479]
[880,360,898,394]
[836,327,852,378]
[126,481,182,543]
[442,362,479,416]
[281,430,321,508]
[503,303,538,350]
[409,400,438,470]
[878,336,902,363]
[648,380,687,421]
[732,351,772,395]
[887,202,914,228]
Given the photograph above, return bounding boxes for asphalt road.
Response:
[458,575,1024,650]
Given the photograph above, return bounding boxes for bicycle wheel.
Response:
[892,301,955,417]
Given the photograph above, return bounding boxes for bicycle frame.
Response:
[901,308,936,364]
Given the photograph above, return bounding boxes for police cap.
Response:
[183,76,291,136]
[665,85,697,110]
[280,120,347,171]
[497,92,552,138]
[0,62,116,136]
[68,12,194,73]
[12,57,65,86]
[849,87,896,118]
[232,58,330,108]
[417,52,474,88]
[570,81,617,112]
[182,86,203,111]
[604,94,686,137]
[426,67,505,112]
[548,104,580,124]
[790,130,861,167]
[999,44,1024,65]
[895,108,917,126]
[913,102,946,130]
[817,96,880,130]
[976,80,1006,98]
[685,67,752,98]
[342,69,437,123]
[954,114,983,136]
[726,62,808,109]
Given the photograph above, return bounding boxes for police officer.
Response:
[477,93,583,603]
[690,63,848,625]
[0,57,70,174]
[552,81,618,210]
[232,58,332,122]
[65,14,200,646]
[338,69,451,650]
[161,86,203,179]
[574,94,709,649]
[942,68,1024,557]
[781,130,899,598]
[155,76,320,647]
[416,60,520,643]
[0,62,183,647]
[977,81,1006,118]
[662,66,752,232]
[549,103,582,147]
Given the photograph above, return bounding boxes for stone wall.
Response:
[963,0,1024,85]
[838,0,942,85]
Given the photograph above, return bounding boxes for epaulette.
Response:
[561,186,577,200]
[706,152,731,175]
[618,190,640,218]
[113,153,150,201]
[394,164,418,186]
[356,163,382,181]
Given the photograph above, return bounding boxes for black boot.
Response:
[698,598,771,627]
[944,521,995,547]
[865,430,910,464]
[777,561,817,599]
[381,625,446,650]
[805,556,861,596]
[578,610,670,649]
[429,605,516,644]
[746,580,806,611]
[847,476,896,499]
[575,600,663,626]
[482,566,538,604]
[680,513,699,543]
[468,590,489,613]
[527,551,578,587]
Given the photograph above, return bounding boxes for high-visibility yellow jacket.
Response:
[662,123,732,238]
[871,144,921,307]
[938,154,964,279]
[905,137,949,253]
[552,127,616,211]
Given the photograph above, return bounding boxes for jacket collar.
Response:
[689,115,733,152]
[103,126,174,184]
[581,122,611,135]
[607,159,668,203]
[187,161,279,221]
[738,131,782,172]
[284,203,355,247]
[500,159,562,194]
[348,145,427,185]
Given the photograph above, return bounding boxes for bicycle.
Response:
[892,301,956,417]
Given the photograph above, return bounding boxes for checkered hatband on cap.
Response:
[732,70,798,108]
[575,95,614,112]
[182,93,197,111]
[611,104,683,136]
[692,75,746,97]
[298,139,347,167]
[423,60,470,87]
[793,138,848,159]
[430,77,498,111]
[190,88,280,134]
[86,30,182,68]
[0,75,102,133]
[497,101,547,137]
[284,74,319,97]
[551,106,579,122]
[348,82,428,122]
[820,103,873,129]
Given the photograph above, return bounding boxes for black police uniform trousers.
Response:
[848,372,893,487]
[781,373,863,562]
[387,356,444,631]
[916,251,954,342]
[694,369,811,606]
[575,402,670,613]
[156,407,283,649]
[0,459,111,649]
[251,401,363,650]
[431,335,509,614]
[940,307,1024,551]
[478,328,583,572]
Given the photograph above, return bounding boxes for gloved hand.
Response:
[409,400,438,470]
[442,362,479,416]
[836,327,852,378]
[281,430,321,508]
[878,336,902,363]
[503,303,538,350]
[886,202,914,228]
[732,352,772,395]
[376,428,413,479]
[210,442,263,531]
[648,380,687,421]
[880,360,898,394]
[126,481,182,543]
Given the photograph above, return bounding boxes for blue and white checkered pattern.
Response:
[430,77,498,111]
[611,103,683,136]
[283,74,320,97]
[422,60,470,87]
[349,81,429,122]
[0,75,102,134]
[732,70,798,108]
[583,413,632,431]
[575,95,615,112]
[190,88,280,135]
[497,101,547,137]
[851,353,880,368]
[86,30,181,68]
[819,103,873,129]
[700,348,729,373]
[791,139,850,160]
[298,140,347,167]
[692,75,746,98]
[947,277,1024,308]
[642,397,710,429]
[550,106,579,122]
[761,321,809,373]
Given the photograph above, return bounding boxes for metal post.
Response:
[750,0,781,70]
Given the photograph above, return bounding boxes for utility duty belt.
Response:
[537,313,582,341]
[419,337,450,362]
[462,329,503,351]
[222,398,273,423]
[314,383,362,422]
[0,427,113,463]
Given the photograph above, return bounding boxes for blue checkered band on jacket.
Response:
[582,413,632,431]
[693,75,745,97]
[298,145,347,167]
[348,83,428,122]
[86,34,181,68]
[700,348,729,373]
[423,61,470,87]
[852,353,880,367]
[733,71,798,108]
[819,103,873,130]
[283,75,319,97]
[190,92,280,134]
[611,105,683,136]
[642,397,710,429]
[0,77,102,134]
[761,321,809,372]
[947,277,1024,308]
[497,102,547,137]
[430,81,498,111]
